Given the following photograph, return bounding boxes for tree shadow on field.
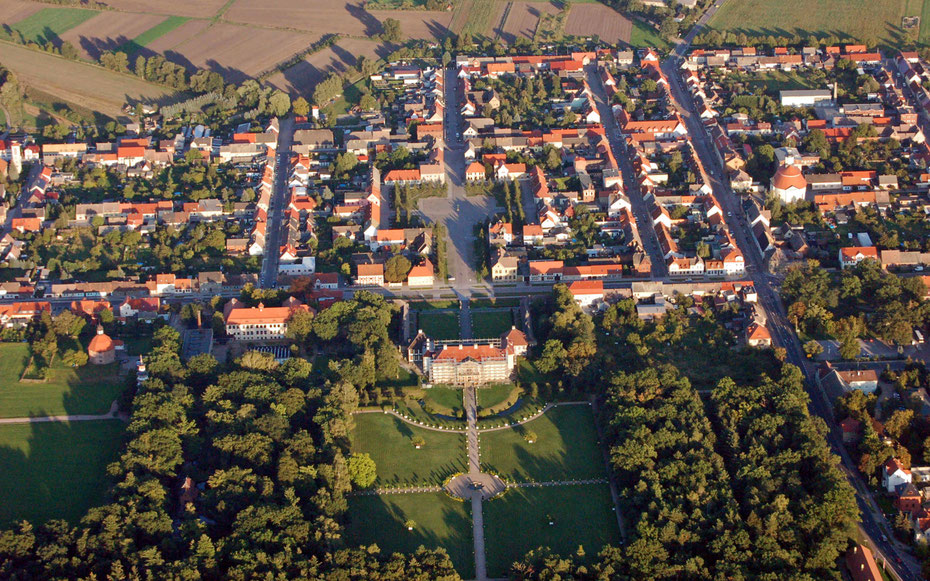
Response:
[203,59,249,85]
[329,43,362,71]
[391,415,414,439]
[424,19,451,42]
[345,494,474,578]
[0,417,125,527]
[347,1,383,37]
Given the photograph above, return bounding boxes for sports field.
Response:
[483,484,620,577]
[351,413,467,485]
[0,343,125,419]
[0,421,125,525]
[346,492,474,578]
[480,404,605,482]
[708,0,916,48]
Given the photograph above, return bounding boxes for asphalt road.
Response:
[584,63,668,278]
[416,67,496,294]
[661,54,921,580]
[259,117,295,289]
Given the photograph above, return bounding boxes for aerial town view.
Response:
[6,0,930,579]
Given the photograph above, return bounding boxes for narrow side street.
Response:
[584,64,668,278]
[259,116,295,288]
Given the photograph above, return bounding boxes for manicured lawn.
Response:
[470,298,520,308]
[410,300,458,310]
[6,7,97,43]
[417,311,460,340]
[483,485,620,578]
[476,383,517,409]
[708,0,912,49]
[629,20,669,49]
[346,492,474,579]
[480,405,605,482]
[471,309,514,339]
[0,420,125,525]
[0,343,126,418]
[351,413,466,485]
[422,386,465,417]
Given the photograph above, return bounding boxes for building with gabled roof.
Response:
[224,300,310,341]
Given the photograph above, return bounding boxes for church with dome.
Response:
[770,163,807,204]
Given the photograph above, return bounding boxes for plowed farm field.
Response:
[143,18,211,53]
[0,0,42,29]
[223,0,452,39]
[59,11,168,60]
[166,23,322,83]
[564,4,631,43]
[266,38,392,95]
[95,0,228,18]
[499,1,559,43]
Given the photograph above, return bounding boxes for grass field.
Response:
[4,7,96,43]
[346,492,474,578]
[0,420,124,525]
[461,0,501,38]
[708,0,912,49]
[629,19,668,49]
[921,0,930,44]
[480,405,605,482]
[0,343,125,419]
[351,413,466,485]
[746,70,822,92]
[471,309,514,339]
[483,485,620,577]
[117,15,190,54]
[417,311,460,340]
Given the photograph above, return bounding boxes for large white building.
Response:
[779,89,834,107]
[408,328,528,386]
[224,298,309,341]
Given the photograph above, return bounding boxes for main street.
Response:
[417,66,496,295]
[259,116,295,289]
[661,51,921,581]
